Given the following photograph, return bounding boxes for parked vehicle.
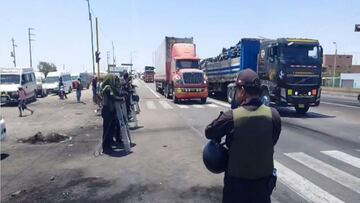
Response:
[0,67,37,104]
[358,94,360,103]
[201,38,323,114]
[43,71,72,94]
[34,72,47,97]
[154,37,208,103]
[0,114,6,141]
[143,66,155,83]
[79,72,93,89]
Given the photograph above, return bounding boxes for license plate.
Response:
[298,104,305,108]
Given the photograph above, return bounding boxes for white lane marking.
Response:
[285,152,360,194]
[321,150,360,169]
[192,104,204,108]
[275,160,344,203]
[141,81,160,98]
[207,98,231,108]
[159,100,173,109]
[176,104,190,109]
[321,101,360,109]
[146,101,156,109]
[206,103,219,108]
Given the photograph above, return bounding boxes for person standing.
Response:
[17,87,34,117]
[75,78,83,103]
[205,69,281,203]
[58,77,67,99]
[92,76,98,104]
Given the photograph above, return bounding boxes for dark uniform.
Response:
[101,75,124,152]
[205,69,281,203]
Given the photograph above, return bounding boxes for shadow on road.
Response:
[103,143,136,158]
[277,107,336,119]
[1,153,9,161]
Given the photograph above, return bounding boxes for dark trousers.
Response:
[222,174,273,203]
[101,106,117,150]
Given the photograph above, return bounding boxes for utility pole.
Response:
[11,38,17,67]
[332,42,337,87]
[28,28,35,68]
[107,51,110,67]
[130,52,133,73]
[112,41,115,65]
[86,0,95,76]
[95,17,100,78]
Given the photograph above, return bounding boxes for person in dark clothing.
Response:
[92,77,98,104]
[58,77,67,99]
[205,69,281,203]
[100,75,126,153]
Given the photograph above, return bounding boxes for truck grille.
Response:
[183,73,204,84]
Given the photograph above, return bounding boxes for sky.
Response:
[1,0,359,74]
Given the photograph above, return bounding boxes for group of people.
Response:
[92,73,134,153]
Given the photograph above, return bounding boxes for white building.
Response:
[340,73,360,88]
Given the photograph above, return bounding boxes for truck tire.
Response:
[295,106,309,114]
[173,91,179,104]
[201,98,207,104]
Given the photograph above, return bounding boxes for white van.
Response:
[0,67,37,104]
[43,71,72,94]
[34,72,47,97]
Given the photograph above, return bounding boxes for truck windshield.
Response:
[0,74,20,84]
[280,45,321,63]
[176,60,199,69]
[44,76,59,83]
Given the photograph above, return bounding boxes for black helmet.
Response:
[235,68,260,89]
[203,140,228,174]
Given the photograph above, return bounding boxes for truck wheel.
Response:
[173,92,179,104]
[201,98,207,104]
[295,106,309,114]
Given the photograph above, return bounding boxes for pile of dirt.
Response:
[18,132,70,144]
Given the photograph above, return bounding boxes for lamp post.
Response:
[332,42,337,87]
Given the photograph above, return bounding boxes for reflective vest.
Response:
[228,104,274,179]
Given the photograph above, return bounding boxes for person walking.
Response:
[59,77,67,99]
[205,69,281,203]
[75,78,83,103]
[17,87,34,117]
[92,76,98,104]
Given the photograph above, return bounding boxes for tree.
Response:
[37,61,57,77]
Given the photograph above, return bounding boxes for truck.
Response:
[201,38,323,114]
[143,66,155,83]
[154,37,208,103]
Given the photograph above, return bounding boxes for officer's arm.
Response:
[271,108,282,145]
[205,110,233,142]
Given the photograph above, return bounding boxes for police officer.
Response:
[205,69,281,203]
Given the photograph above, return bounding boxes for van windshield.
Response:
[44,76,59,83]
[0,74,20,84]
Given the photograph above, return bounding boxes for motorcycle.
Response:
[58,85,67,100]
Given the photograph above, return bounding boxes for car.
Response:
[358,94,360,103]
[0,114,6,141]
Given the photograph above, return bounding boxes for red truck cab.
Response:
[171,44,208,103]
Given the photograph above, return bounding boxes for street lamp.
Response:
[332,42,337,87]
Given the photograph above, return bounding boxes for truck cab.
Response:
[169,43,208,103]
[258,38,323,114]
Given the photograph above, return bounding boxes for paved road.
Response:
[139,80,360,203]
[1,80,359,202]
